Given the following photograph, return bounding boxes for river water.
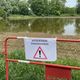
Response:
[0,18,80,35]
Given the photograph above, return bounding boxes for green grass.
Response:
[7,15,40,20]
[0,50,45,80]
[0,50,80,80]
[7,14,80,20]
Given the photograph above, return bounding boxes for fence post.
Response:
[4,38,9,80]
[4,37,17,80]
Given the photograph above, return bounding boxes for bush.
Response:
[0,8,6,18]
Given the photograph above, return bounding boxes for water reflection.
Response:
[76,18,80,34]
[29,18,64,34]
[0,18,80,35]
[63,19,76,35]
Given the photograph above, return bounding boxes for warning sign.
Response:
[33,46,47,59]
[24,38,57,61]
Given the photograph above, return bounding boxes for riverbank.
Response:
[7,15,80,20]
[0,14,80,20]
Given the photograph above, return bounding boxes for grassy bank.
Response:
[0,14,80,20]
[7,14,80,20]
[7,15,38,20]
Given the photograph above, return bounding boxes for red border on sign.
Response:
[33,46,47,59]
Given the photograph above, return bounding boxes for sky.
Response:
[65,0,78,7]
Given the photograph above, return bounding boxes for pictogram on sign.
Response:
[33,46,47,59]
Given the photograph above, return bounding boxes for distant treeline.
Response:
[0,0,80,18]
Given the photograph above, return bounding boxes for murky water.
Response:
[0,18,80,35]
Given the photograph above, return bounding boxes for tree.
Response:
[0,0,67,17]
[64,7,76,15]
[30,0,66,16]
[77,0,80,14]
[9,0,19,14]
[49,0,66,15]
[0,7,6,18]
[18,1,29,15]
[0,0,12,18]
[30,0,46,16]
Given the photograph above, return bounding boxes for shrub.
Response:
[0,8,6,18]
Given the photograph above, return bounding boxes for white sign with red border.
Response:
[24,38,57,61]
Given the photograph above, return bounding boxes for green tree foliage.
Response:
[0,8,6,18]
[10,0,19,14]
[1,0,79,17]
[0,0,12,17]
[49,0,65,15]
[18,1,29,15]
[64,7,76,16]
[0,0,30,17]
[30,0,66,16]
[30,0,46,16]
[77,0,80,14]
[10,0,29,15]
[11,6,19,14]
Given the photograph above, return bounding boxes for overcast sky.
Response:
[65,0,77,7]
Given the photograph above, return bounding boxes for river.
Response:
[0,18,80,35]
